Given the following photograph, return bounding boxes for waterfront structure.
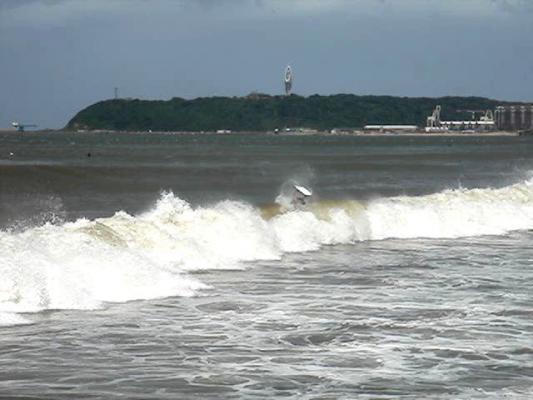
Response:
[284,65,293,96]
[425,105,495,132]
[364,125,418,132]
[495,105,533,130]
[426,105,442,130]
[11,121,37,132]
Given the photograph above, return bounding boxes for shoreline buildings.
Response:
[495,105,533,131]
[425,105,496,132]
[426,104,533,133]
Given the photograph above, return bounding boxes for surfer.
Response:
[292,185,312,208]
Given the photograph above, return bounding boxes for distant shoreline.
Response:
[66,94,523,133]
[1,129,521,137]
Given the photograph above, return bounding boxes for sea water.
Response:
[1,132,532,399]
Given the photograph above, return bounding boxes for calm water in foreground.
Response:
[1,132,533,399]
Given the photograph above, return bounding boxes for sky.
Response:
[0,0,532,129]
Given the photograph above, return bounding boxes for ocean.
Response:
[1,131,533,399]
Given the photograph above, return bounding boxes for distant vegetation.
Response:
[67,94,507,132]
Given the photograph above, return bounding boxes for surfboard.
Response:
[294,185,312,197]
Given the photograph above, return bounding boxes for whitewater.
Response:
[3,177,533,326]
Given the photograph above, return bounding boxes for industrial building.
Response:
[426,105,495,132]
[495,105,533,131]
[426,104,533,133]
[364,125,418,132]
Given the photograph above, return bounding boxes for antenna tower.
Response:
[284,65,293,96]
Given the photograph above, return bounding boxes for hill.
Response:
[66,94,506,132]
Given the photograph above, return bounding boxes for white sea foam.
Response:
[366,179,533,239]
[0,312,31,326]
[2,179,533,325]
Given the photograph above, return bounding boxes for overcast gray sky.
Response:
[1,0,532,128]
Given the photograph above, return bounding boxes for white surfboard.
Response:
[294,185,312,197]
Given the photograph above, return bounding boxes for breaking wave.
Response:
[3,177,533,325]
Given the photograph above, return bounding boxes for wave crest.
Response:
[3,179,533,325]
